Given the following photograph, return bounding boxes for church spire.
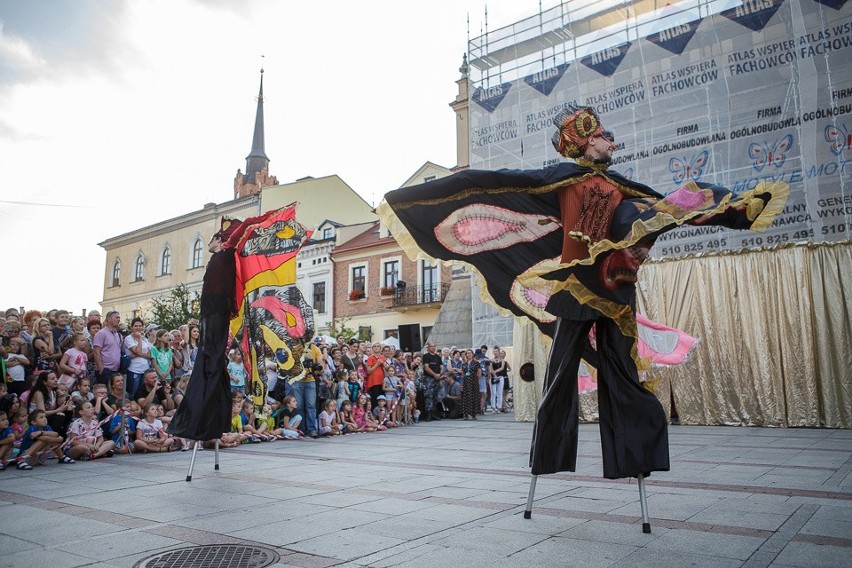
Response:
[234,62,278,199]
[244,66,269,184]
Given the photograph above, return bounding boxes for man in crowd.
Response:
[421,342,443,421]
[135,368,176,413]
[92,310,123,385]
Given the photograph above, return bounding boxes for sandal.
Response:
[17,460,33,470]
[60,456,76,464]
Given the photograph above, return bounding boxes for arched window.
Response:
[160,246,171,275]
[134,254,145,282]
[111,259,121,287]
[191,238,204,268]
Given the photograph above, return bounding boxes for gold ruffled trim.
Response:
[740,181,790,232]
[378,179,790,369]
[386,170,650,212]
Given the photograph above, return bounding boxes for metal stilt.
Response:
[523,475,538,519]
[214,439,220,471]
[185,441,200,482]
[637,473,651,533]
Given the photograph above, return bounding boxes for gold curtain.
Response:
[637,241,852,428]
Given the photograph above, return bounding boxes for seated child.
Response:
[0,411,14,470]
[66,401,116,460]
[275,396,303,440]
[373,395,395,428]
[257,404,281,439]
[353,394,376,433]
[222,399,252,446]
[338,400,361,433]
[109,401,139,453]
[365,399,385,431]
[17,409,76,469]
[70,377,94,405]
[10,407,27,455]
[318,399,341,436]
[240,400,272,441]
[134,404,177,452]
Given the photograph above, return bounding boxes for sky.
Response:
[0,0,565,314]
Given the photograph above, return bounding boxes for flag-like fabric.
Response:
[228,204,315,414]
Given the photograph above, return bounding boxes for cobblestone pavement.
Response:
[1,415,850,568]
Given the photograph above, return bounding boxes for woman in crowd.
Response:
[32,317,60,373]
[179,323,199,378]
[460,349,481,421]
[28,371,74,434]
[106,373,126,409]
[124,317,152,395]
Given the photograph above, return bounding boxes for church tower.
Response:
[234,67,278,198]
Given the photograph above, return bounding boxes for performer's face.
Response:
[208,236,222,253]
[585,132,616,163]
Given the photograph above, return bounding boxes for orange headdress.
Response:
[551,105,608,159]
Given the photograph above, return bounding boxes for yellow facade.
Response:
[99,197,260,320]
[261,175,376,228]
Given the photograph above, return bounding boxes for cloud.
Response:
[0,117,45,141]
[0,0,138,88]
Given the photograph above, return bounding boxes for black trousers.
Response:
[530,317,669,479]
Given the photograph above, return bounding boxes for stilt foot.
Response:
[642,522,651,533]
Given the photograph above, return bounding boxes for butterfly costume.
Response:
[378,106,789,479]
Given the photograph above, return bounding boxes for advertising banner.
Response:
[469,0,852,257]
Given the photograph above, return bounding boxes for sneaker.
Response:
[309,431,318,439]
[106,450,115,458]
[60,456,76,464]
[0,462,5,471]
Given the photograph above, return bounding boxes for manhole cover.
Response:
[134,544,280,568]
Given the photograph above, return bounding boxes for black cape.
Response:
[168,250,237,440]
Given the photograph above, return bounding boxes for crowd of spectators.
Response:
[1,307,513,471]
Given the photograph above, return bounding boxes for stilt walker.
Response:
[377,105,788,531]
[169,217,243,481]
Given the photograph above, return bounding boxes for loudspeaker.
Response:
[397,324,422,352]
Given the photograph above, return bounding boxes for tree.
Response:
[147,284,200,330]
[325,316,359,342]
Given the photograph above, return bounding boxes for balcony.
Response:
[390,283,450,310]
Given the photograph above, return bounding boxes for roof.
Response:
[331,222,396,255]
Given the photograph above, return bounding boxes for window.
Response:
[424,175,436,182]
[351,265,365,292]
[384,329,399,339]
[323,227,333,239]
[160,246,171,275]
[191,239,203,268]
[134,254,145,282]
[111,259,121,287]
[383,260,399,288]
[312,282,326,314]
[420,260,437,302]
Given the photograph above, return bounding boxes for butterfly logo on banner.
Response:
[669,150,708,184]
[824,124,851,156]
[748,134,794,172]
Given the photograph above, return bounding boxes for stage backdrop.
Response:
[466,0,851,425]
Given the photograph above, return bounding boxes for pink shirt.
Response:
[68,417,102,443]
[93,328,122,370]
